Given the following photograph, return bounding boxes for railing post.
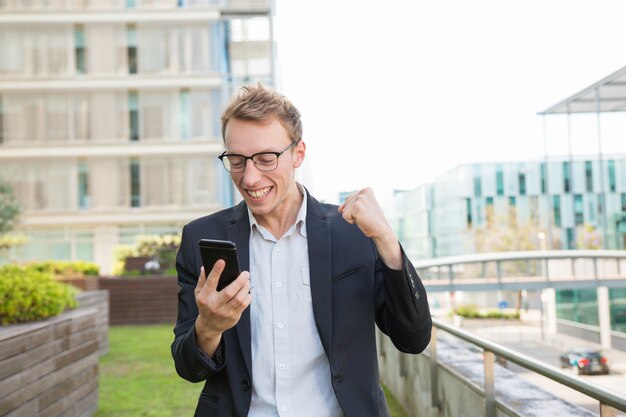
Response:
[484,350,496,417]
[430,326,440,409]
[600,402,617,417]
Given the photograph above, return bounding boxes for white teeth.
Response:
[247,187,272,199]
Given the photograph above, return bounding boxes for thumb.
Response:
[204,259,225,293]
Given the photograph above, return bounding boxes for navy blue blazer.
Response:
[172,191,432,417]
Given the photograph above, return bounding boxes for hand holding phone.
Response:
[198,239,241,291]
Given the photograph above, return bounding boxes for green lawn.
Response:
[96,324,409,417]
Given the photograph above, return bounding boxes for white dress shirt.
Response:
[247,186,344,417]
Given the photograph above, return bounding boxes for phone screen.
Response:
[198,239,241,291]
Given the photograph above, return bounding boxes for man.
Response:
[172,85,431,417]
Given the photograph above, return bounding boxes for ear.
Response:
[293,140,306,168]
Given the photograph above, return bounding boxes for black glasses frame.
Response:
[218,140,300,173]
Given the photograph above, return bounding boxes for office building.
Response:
[0,0,273,273]
[393,154,626,261]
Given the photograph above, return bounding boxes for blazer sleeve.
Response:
[374,243,432,354]
[171,224,227,382]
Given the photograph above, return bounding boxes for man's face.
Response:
[224,118,305,219]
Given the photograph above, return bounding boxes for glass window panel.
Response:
[610,288,626,333]
[46,95,70,142]
[556,289,599,326]
[190,90,215,140]
[86,24,127,74]
[89,157,130,208]
[139,91,177,141]
[90,92,126,142]
[0,29,25,75]
[137,25,173,74]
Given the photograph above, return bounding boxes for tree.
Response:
[0,178,20,235]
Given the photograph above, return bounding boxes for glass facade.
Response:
[394,155,626,259]
[556,289,599,326]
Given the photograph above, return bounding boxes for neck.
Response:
[255,185,304,240]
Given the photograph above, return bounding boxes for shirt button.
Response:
[281,406,287,411]
[276,246,281,252]
[414,291,420,299]
[277,322,284,328]
[276,282,282,288]
[279,364,286,370]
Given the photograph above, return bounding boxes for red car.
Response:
[559,348,609,375]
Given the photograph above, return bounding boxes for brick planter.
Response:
[0,308,100,417]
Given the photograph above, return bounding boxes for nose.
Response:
[241,159,262,186]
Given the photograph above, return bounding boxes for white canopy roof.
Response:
[539,66,626,115]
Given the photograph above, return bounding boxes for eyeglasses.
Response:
[218,140,300,173]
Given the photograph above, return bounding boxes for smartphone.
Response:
[198,239,241,291]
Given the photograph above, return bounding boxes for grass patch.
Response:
[96,325,410,417]
[95,325,198,417]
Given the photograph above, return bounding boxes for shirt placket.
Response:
[272,239,291,416]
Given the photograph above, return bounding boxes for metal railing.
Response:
[413,250,626,292]
[430,318,626,417]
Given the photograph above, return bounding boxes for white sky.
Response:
[272,0,626,206]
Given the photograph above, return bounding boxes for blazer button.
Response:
[241,379,251,391]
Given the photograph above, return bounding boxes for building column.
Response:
[93,226,119,276]
[541,288,557,334]
[597,286,612,350]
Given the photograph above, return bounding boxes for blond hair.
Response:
[221,84,302,143]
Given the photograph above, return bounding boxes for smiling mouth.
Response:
[246,186,273,199]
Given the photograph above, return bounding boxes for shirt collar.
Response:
[247,183,308,239]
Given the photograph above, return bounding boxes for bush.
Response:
[454,305,520,320]
[25,260,100,277]
[0,265,78,325]
[112,234,180,276]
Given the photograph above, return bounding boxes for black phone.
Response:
[198,239,241,291]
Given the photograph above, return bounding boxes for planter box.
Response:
[0,308,99,417]
[98,275,178,325]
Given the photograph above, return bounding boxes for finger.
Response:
[226,277,252,310]
[195,266,207,294]
[203,259,225,294]
[340,205,356,224]
[220,271,250,301]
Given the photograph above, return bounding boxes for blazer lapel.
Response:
[305,192,333,357]
[226,201,252,376]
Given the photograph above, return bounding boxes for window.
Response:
[622,193,626,212]
[585,161,593,192]
[553,195,561,227]
[0,95,3,145]
[566,228,575,250]
[129,92,139,141]
[473,165,482,197]
[518,169,526,196]
[74,26,86,74]
[608,160,616,192]
[486,196,494,207]
[496,164,504,196]
[126,0,137,8]
[127,25,137,74]
[563,161,570,193]
[509,196,516,208]
[180,89,190,141]
[78,160,89,209]
[574,194,583,226]
[540,162,546,194]
[130,158,140,207]
[466,198,472,229]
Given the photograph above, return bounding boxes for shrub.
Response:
[454,305,520,320]
[112,234,180,276]
[0,265,78,325]
[25,260,100,277]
